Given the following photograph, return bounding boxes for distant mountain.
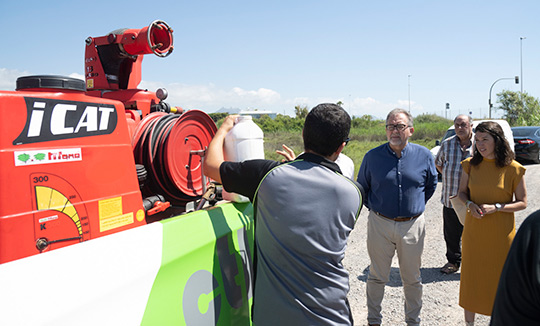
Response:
[214,107,241,114]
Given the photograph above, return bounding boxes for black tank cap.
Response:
[16,75,86,92]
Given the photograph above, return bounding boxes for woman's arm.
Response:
[479,178,527,215]
[457,171,484,219]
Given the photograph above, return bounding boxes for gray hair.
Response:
[386,108,413,127]
[454,114,472,124]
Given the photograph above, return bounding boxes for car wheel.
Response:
[536,151,540,164]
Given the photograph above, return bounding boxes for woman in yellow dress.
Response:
[457,121,527,325]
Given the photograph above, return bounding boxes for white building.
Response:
[239,110,277,119]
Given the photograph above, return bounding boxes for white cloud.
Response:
[0,69,85,91]
[69,73,85,81]
[231,87,280,103]
[138,81,415,118]
[0,68,29,90]
[0,69,416,120]
[139,80,282,113]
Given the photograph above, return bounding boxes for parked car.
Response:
[512,126,540,164]
[430,128,456,158]
[431,119,514,159]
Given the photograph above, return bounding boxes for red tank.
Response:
[0,21,217,264]
[0,76,146,264]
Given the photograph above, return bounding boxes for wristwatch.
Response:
[495,203,502,211]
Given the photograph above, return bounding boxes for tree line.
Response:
[209,90,540,136]
[497,90,540,126]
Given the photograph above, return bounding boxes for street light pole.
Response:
[408,74,411,112]
[520,36,526,94]
[489,76,519,118]
[348,94,351,116]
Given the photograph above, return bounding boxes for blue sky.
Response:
[1,0,538,119]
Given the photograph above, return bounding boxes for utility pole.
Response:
[520,36,526,93]
[408,75,411,112]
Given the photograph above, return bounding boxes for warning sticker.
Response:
[99,197,133,232]
[99,197,123,219]
[100,212,134,232]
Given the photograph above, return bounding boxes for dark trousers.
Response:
[443,206,463,267]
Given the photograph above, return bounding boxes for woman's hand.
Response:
[479,204,498,215]
[467,202,484,219]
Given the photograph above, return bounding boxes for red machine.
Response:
[0,20,216,264]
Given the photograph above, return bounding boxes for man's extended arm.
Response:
[203,115,238,184]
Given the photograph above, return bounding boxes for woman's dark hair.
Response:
[303,103,351,157]
[470,121,514,167]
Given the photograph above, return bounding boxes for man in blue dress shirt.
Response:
[357,108,438,326]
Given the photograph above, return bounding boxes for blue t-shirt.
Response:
[357,142,437,218]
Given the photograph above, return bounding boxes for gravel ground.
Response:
[344,163,540,326]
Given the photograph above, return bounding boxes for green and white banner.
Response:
[0,202,254,326]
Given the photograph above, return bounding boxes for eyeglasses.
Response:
[385,124,409,131]
[454,123,470,129]
[344,138,350,146]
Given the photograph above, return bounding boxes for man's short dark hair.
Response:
[303,103,351,157]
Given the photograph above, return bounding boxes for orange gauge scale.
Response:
[32,173,90,252]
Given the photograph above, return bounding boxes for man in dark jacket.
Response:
[490,210,540,325]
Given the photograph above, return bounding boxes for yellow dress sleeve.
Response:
[461,157,471,174]
[510,160,526,192]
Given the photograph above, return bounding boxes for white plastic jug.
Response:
[223,115,264,202]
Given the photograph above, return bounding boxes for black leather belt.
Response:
[373,211,421,222]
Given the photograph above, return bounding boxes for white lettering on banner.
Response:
[99,107,115,130]
[50,104,77,135]
[13,97,118,145]
[74,106,98,133]
[27,102,46,137]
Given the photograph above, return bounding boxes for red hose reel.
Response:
[132,110,217,205]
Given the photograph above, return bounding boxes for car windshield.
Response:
[441,129,456,142]
[512,127,538,137]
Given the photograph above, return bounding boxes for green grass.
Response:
[263,131,442,178]
[227,114,452,171]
